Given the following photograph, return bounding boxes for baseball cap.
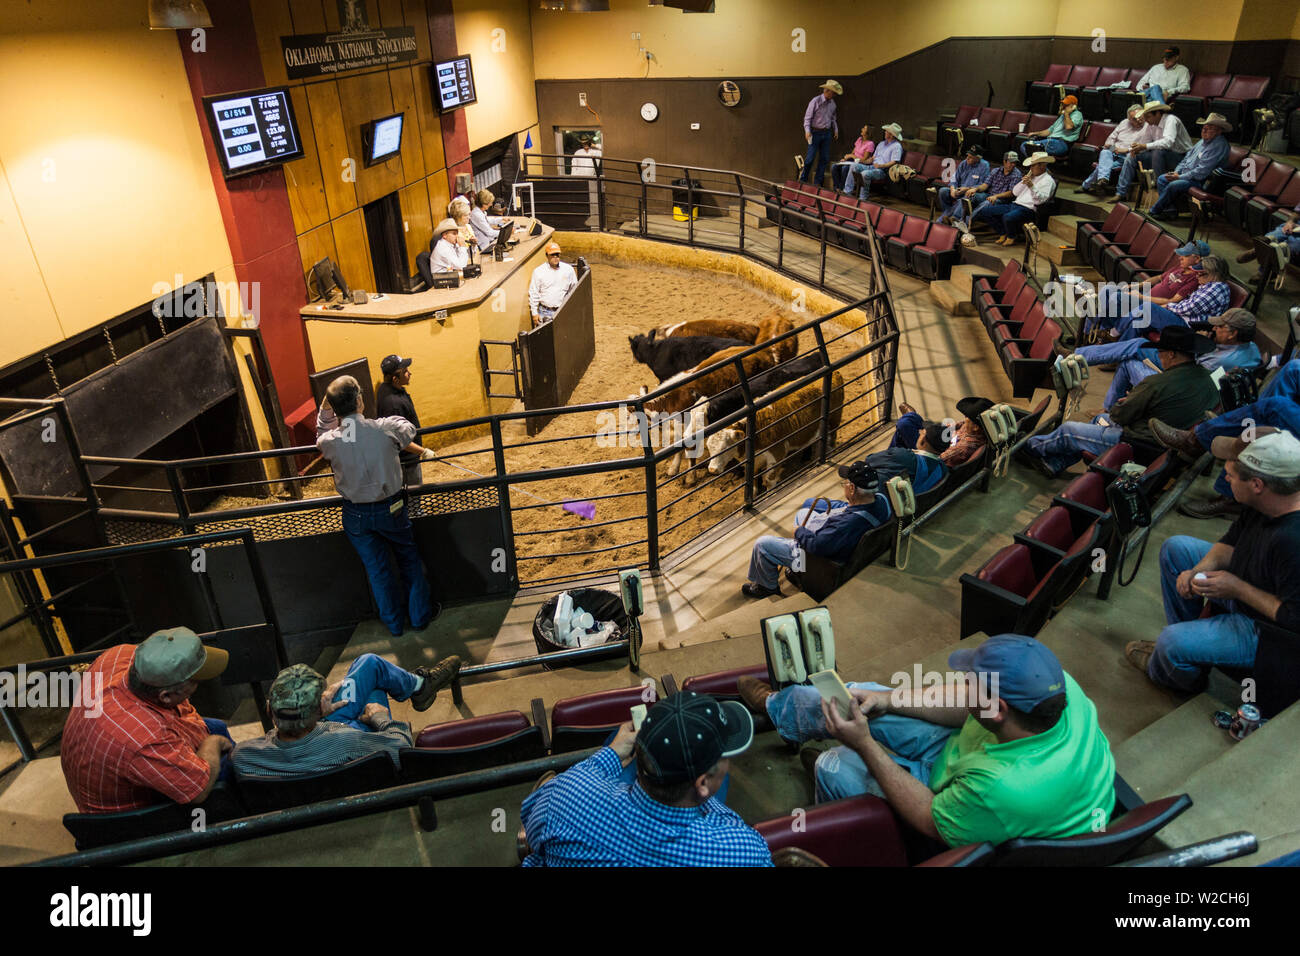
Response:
[1164,46,1179,57]
[1175,239,1210,257]
[948,634,1066,712]
[957,396,994,421]
[545,241,562,255]
[1208,308,1256,332]
[380,354,412,377]
[637,691,754,785]
[1210,429,1300,479]
[1061,95,1078,107]
[1154,325,1198,354]
[1003,151,1019,162]
[965,144,983,157]
[268,663,326,720]
[134,627,228,687]
[837,460,881,493]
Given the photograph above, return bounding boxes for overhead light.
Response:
[148,0,213,29]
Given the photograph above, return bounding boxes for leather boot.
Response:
[1148,418,1205,459]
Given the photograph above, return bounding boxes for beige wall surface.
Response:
[453,0,540,153]
[1054,1,1247,41]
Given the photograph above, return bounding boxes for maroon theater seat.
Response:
[756,796,909,867]
[1209,75,1270,142]
[1077,202,1131,261]
[939,105,979,155]
[1106,68,1147,121]
[1021,506,1079,552]
[1121,232,1180,284]
[993,794,1192,866]
[1089,207,1142,273]
[681,663,771,699]
[910,223,961,280]
[1102,220,1161,282]
[905,153,950,207]
[959,542,1062,638]
[1225,160,1293,231]
[1079,66,1129,120]
[1068,121,1115,179]
[1027,64,1071,113]
[1245,172,1300,238]
[1170,73,1231,129]
[1003,320,1061,398]
[986,110,1031,159]
[550,684,659,754]
[884,215,931,271]
[874,206,905,241]
[400,708,549,781]
[1060,64,1101,101]
[1055,470,1108,514]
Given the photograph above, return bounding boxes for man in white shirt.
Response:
[1111,101,1193,201]
[528,242,579,326]
[429,217,469,273]
[972,152,1055,246]
[1079,104,1154,195]
[571,136,602,177]
[1135,47,1192,104]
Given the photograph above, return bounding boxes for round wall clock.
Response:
[640,102,659,122]
[718,80,741,107]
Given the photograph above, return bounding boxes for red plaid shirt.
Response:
[61,645,212,813]
[940,419,987,467]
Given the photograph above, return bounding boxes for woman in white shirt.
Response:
[429,218,468,273]
[974,152,1055,246]
[469,189,512,249]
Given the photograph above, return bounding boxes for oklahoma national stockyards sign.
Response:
[281,0,418,79]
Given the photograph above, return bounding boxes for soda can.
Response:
[1228,704,1262,741]
[1211,710,1234,729]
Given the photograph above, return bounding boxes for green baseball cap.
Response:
[269,663,326,720]
[135,627,228,687]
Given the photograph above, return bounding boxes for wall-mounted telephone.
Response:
[886,476,916,519]
[761,614,807,687]
[796,607,835,674]
[619,567,644,669]
[982,405,1020,478]
[1107,463,1151,536]
[1053,355,1090,420]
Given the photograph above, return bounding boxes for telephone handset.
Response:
[1053,355,1090,419]
[761,614,807,686]
[886,476,916,519]
[796,607,835,675]
[981,405,1013,445]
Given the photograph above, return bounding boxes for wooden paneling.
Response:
[332,209,376,293]
[390,65,426,181]
[399,179,433,277]
[427,171,451,229]
[251,0,293,89]
[338,71,404,207]
[412,65,446,172]
[305,80,358,220]
[320,0,341,32]
[404,0,433,64]
[286,84,331,234]
[288,0,326,34]
[377,0,405,29]
[296,223,339,299]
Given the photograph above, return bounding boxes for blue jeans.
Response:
[1026,417,1123,474]
[1264,225,1300,259]
[1150,537,1259,691]
[1147,149,1184,177]
[1150,173,1196,215]
[936,187,972,221]
[974,201,1036,238]
[323,652,421,730]
[1082,285,1147,336]
[1081,148,1123,190]
[831,162,853,192]
[765,681,958,802]
[1194,396,1300,499]
[1262,359,1300,401]
[1020,137,1070,159]
[1144,85,1166,104]
[854,166,889,200]
[749,535,795,590]
[1111,302,1183,341]
[1078,341,1162,409]
[801,129,833,185]
[202,717,237,782]
[342,496,434,637]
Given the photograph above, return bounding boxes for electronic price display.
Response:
[433,55,477,112]
[202,87,305,179]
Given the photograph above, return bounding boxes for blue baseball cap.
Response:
[1175,239,1210,257]
[948,634,1066,712]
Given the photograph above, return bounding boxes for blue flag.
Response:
[524,131,533,149]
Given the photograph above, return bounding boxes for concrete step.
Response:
[1113,693,1236,804]
[915,125,938,144]
[901,137,936,156]
[1036,237,1086,267]
[1047,214,1086,243]
[947,263,987,299]
[928,279,977,316]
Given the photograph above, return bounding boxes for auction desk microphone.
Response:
[462,240,483,279]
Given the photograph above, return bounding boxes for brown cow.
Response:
[755,313,797,365]
[650,319,760,342]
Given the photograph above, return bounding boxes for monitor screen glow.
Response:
[202,87,304,179]
[364,113,404,166]
[433,55,477,112]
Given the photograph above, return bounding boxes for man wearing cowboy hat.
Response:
[1146,113,1233,221]
[800,80,842,186]
[528,240,578,326]
[1079,103,1154,196]
[972,151,1055,247]
[1019,94,1084,160]
[429,217,468,273]
[1112,100,1193,201]
[891,396,994,468]
[571,134,602,178]
[847,122,903,201]
[1135,46,1192,104]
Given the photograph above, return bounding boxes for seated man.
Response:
[891,396,993,469]
[1020,326,1219,478]
[61,627,232,813]
[231,653,461,777]
[1237,199,1300,274]
[935,146,989,226]
[1126,431,1300,692]
[1110,101,1192,201]
[1019,95,1084,160]
[743,461,891,599]
[518,691,772,866]
[1146,113,1232,222]
[1106,255,1232,341]
[429,217,469,272]
[847,122,902,201]
[867,421,950,490]
[962,151,1024,224]
[1082,239,1207,339]
[737,634,1116,848]
[972,152,1055,247]
[1078,104,1152,196]
[1072,308,1260,411]
[1135,46,1191,104]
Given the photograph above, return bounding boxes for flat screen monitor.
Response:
[433,55,477,112]
[202,87,304,179]
[494,221,515,251]
[362,113,404,167]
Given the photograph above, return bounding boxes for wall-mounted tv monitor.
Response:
[362,113,404,167]
[202,87,304,180]
[433,55,477,112]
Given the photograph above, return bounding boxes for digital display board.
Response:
[433,55,477,112]
[202,87,305,179]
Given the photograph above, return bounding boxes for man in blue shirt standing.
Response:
[800,80,842,187]
[1146,113,1233,221]
[519,691,772,866]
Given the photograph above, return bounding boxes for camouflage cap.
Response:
[268,663,325,719]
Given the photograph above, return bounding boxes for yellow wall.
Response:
[0,1,237,366]
[1054,1,1246,40]
[1234,0,1300,41]
[454,0,540,152]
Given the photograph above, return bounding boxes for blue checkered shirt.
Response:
[520,748,773,867]
[1168,281,1231,322]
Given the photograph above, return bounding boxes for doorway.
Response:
[555,127,602,176]
[363,191,407,293]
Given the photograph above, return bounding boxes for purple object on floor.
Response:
[563,500,596,520]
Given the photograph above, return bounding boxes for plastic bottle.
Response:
[553,592,573,643]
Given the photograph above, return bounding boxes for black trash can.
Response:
[532,587,629,670]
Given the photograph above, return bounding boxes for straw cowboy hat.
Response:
[1197,112,1234,132]
[1022,151,1055,166]
[882,122,903,138]
[819,79,843,95]
[434,218,460,238]
[1142,101,1172,116]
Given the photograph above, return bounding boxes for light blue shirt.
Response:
[1175,134,1232,184]
[953,158,990,189]
[873,139,903,166]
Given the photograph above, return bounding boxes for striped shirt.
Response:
[520,748,773,867]
[1168,281,1231,321]
[940,419,987,467]
[232,717,412,776]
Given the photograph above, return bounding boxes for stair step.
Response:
[1113,693,1236,803]
[947,263,987,298]
[928,279,977,316]
[901,137,936,155]
[915,125,938,144]
[1047,214,1086,243]
[1036,238,1086,267]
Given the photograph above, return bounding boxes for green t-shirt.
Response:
[927,672,1115,847]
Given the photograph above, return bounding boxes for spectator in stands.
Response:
[1237,199,1300,271]
[231,654,460,777]
[833,124,874,193]
[800,80,842,187]
[1078,104,1152,196]
[1018,326,1218,478]
[1113,102,1192,202]
[1126,430,1300,692]
[518,691,772,866]
[430,218,469,273]
[736,634,1116,847]
[973,152,1055,247]
[1149,360,1300,519]
[1146,114,1233,222]
[935,145,990,226]
[1069,308,1260,411]
[866,420,950,491]
[964,151,1022,222]
[317,375,439,637]
[469,189,512,249]
[1082,239,1208,339]
[848,122,903,201]
[61,628,232,813]
[1135,46,1192,104]
[742,461,891,599]
[1019,95,1084,160]
[1106,254,1232,341]
[891,396,993,468]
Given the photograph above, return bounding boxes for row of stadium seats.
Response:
[971,261,1060,398]
[1189,151,1300,240]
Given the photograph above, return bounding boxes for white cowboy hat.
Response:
[1196,112,1234,132]
[1141,101,1172,116]
[819,79,843,95]
[882,122,903,137]
[1022,151,1055,166]
[434,218,459,237]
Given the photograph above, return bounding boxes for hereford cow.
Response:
[628,333,748,383]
